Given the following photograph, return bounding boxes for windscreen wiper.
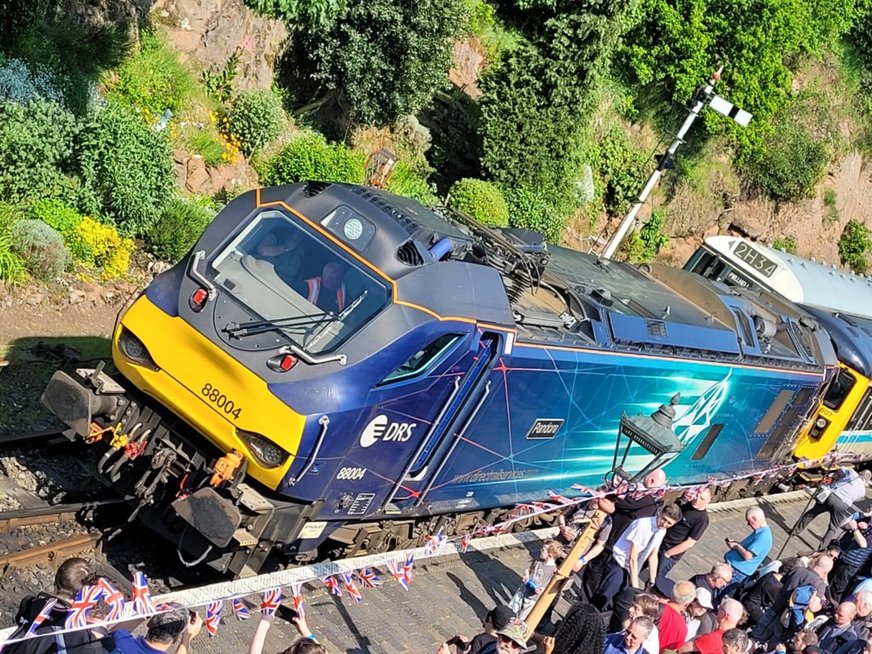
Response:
[224,312,334,338]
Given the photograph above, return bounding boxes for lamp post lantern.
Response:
[523,394,687,638]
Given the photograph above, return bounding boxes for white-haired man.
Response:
[723,506,772,594]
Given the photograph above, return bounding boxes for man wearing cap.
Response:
[686,588,717,640]
[438,605,516,654]
[108,605,202,654]
[494,621,528,654]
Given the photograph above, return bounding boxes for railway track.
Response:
[0,428,68,450]
[0,498,128,571]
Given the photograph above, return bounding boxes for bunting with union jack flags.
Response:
[231,598,250,621]
[342,572,362,603]
[96,578,126,622]
[387,554,414,590]
[130,572,156,616]
[355,568,382,589]
[65,585,103,629]
[423,530,444,557]
[205,601,222,637]
[290,583,305,618]
[260,588,282,616]
[25,598,57,637]
[459,533,472,554]
[322,576,342,597]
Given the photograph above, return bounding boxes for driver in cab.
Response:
[254,228,303,285]
[296,261,348,313]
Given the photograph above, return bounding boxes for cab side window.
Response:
[378,334,463,385]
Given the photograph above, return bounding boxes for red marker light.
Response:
[279,354,297,371]
[190,288,208,312]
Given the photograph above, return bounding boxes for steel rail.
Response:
[0,498,127,530]
[0,533,102,571]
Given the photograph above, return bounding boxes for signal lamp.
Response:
[237,429,290,468]
[267,353,297,372]
[190,288,209,312]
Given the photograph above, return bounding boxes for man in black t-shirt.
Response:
[654,486,712,597]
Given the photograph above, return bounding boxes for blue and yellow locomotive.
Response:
[43,184,836,574]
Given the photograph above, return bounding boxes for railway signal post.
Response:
[523,395,687,638]
[601,67,752,260]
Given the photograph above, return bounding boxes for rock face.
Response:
[152,0,288,90]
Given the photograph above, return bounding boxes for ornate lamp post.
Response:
[523,394,687,637]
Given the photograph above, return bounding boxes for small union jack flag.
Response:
[205,601,222,637]
[231,598,250,621]
[322,576,342,597]
[130,572,156,616]
[290,583,305,618]
[260,588,282,616]
[459,533,472,553]
[355,568,382,589]
[96,578,126,622]
[423,530,444,557]
[25,598,57,637]
[401,554,414,587]
[65,584,103,629]
[342,572,362,603]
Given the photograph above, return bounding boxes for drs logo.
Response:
[359,414,417,448]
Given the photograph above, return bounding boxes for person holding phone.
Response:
[248,606,325,654]
[722,507,773,597]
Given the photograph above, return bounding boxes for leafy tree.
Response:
[479,2,633,233]
[619,0,863,153]
[295,0,466,125]
[625,208,669,262]
[243,0,346,28]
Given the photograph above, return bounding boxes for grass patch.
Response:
[463,0,519,62]
[187,127,226,167]
[104,31,203,116]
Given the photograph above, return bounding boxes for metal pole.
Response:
[601,67,723,260]
[523,507,606,638]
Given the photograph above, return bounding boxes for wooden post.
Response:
[523,508,606,638]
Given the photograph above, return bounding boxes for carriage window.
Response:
[823,370,857,410]
[379,334,463,385]
[754,389,794,434]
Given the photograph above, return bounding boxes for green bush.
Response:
[448,178,509,227]
[597,127,650,216]
[10,219,70,280]
[744,124,829,202]
[839,219,872,274]
[77,102,174,236]
[772,236,797,254]
[0,100,78,204]
[228,90,284,156]
[625,208,669,262]
[107,32,197,115]
[385,160,438,205]
[25,198,93,261]
[502,186,564,244]
[258,133,365,185]
[145,196,215,263]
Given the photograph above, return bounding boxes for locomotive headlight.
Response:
[118,327,158,370]
[809,416,830,440]
[238,429,290,468]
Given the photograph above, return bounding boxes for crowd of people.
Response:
[437,465,872,654]
[3,466,871,654]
